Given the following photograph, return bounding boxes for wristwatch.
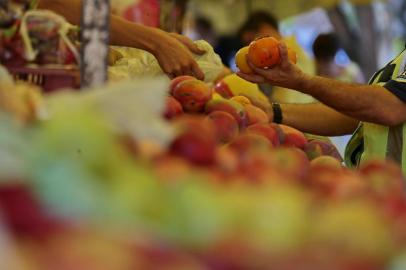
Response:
[272,103,283,124]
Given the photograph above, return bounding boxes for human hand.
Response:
[237,42,307,90]
[151,29,205,80]
[168,32,206,55]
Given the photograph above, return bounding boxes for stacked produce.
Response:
[0,72,405,270]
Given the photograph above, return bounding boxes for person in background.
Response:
[193,16,217,48]
[313,33,365,84]
[37,0,205,80]
[237,11,316,104]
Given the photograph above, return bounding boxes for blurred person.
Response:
[193,16,217,47]
[313,33,365,84]
[237,11,316,104]
[37,0,205,79]
[238,41,406,172]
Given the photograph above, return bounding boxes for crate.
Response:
[6,64,80,93]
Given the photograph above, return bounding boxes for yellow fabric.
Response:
[270,36,317,104]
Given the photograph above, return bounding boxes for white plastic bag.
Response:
[109,40,224,83]
[45,77,174,147]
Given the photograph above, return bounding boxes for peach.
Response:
[270,147,310,181]
[245,104,269,125]
[205,99,248,129]
[235,46,253,74]
[228,133,272,157]
[172,80,212,113]
[213,80,234,99]
[248,37,280,68]
[169,75,195,94]
[279,124,308,149]
[246,123,280,146]
[310,155,342,170]
[230,95,252,106]
[360,159,405,198]
[304,139,342,161]
[169,116,217,166]
[205,111,239,144]
[163,96,183,120]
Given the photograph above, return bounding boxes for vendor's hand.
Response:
[151,30,205,80]
[237,42,307,90]
[169,32,206,55]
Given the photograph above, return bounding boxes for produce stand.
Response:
[1,1,406,270]
[6,64,80,92]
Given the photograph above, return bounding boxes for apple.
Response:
[172,80,212,113]
[279,124,308,149]
[205,99,248,129]
[169,75,195,94]
[163,96,183,120]
[246,123,280,146]
[205,111,239,144]
[213,80,234,99]
[169,116,217,166]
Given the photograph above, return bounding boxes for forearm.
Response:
[38,0,158,52]
[297,74,406,126]
[280,102,359,136]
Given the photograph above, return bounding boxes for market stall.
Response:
[1,1,406,269]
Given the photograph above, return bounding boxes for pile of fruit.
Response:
[1,72,406,269]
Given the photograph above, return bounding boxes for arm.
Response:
[277,102,359,136]
[38,0,205,79]
[238,42,406,126]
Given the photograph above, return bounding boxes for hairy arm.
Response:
[38,0,205,79]
[239,42,406,127]
[278,102,359,136]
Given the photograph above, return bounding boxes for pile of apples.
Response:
[0,84,406,270]
[161,74,347,186]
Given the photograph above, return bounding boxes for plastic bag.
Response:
[19,10,79,64]
[109,40,224,83]
[45,77,174,147]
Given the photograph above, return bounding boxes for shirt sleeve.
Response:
[384,79,406,103]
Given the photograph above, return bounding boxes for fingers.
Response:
[170,33,206,55]
[237,72,266,84]
[190,61,205,80]
[278,42,290,68]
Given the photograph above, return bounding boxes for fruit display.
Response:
[0,77,406,270]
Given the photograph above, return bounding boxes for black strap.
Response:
[272,103,283,124]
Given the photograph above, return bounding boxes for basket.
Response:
[6,64,80,93]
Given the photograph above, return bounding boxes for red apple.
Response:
[205,111,239,144]
[163,96,183,120]
[205,99,248,129]
[305,139,342,161]
[246,123,280,146]
[245,104,269,125]
[169,75,195,94]
[359,159,405,198]
[270,148,310,181]
[279,124,308,149]
[173,80,212,113]
[213,80,234,99]
[169,116,217,166]
[227,133,272,157]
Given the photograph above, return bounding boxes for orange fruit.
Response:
[235,46,253,74]
[287,48,297,64]
[248,37,281,68]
